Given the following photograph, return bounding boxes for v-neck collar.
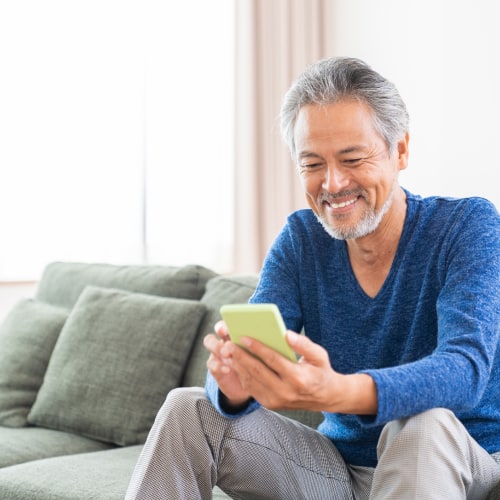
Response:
[340,192,418,303]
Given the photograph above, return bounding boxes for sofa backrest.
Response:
[35,261,217,309]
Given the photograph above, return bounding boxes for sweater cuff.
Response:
[204,372,261,418]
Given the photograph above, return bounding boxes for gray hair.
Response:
[280,57,409,158]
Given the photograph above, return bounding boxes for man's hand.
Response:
[206,326,377,415]
[203,321,253,409]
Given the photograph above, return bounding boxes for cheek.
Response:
[372,178,396,209]
[299,171,320,193]
[304,194,318,212]
[299,175,321,211]
[299,173,310,193]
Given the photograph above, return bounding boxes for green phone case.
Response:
[220,303,297,363]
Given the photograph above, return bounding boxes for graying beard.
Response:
[317,190,394,240]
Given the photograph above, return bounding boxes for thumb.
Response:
[286,331,327,365]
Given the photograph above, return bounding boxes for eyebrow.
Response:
[337,145,365,155]
[298,145,365,159]
[297,151,322,160]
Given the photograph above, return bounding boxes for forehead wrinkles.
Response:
[294,103,387,160]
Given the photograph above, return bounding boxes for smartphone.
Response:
[219,303,297,363]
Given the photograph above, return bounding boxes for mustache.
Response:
[319,189,366,203]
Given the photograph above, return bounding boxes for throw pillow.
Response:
[0,299,68,427]
[27,286,207,445]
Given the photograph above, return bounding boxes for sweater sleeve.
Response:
[248,219,305,333]
[360,199,500,427]
[204,372,261,418]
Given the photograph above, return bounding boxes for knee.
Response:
[410,407,455,427]
[378,408,460,457]
[155,387,207,426]
[165,386,206,407]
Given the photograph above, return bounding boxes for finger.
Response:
[214,320,230,341]
[231,354,278,394]
[203,333,221,354]
[206,353,231,376]
[238,336,296,374]
[229,341,287,389]
[230,340,327,411]
[203,333,232,358]
[204,334,243,373]
[285,331,329,366]
[228,349,295,409]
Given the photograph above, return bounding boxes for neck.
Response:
[346,187,407,266]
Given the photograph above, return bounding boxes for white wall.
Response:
[327,0,500,208]
[0,283,37,323]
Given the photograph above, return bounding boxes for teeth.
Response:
[329,198,357,209]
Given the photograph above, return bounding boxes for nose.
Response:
[322,163,350,193]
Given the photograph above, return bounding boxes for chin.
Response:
[316,215,375,240]
[316,196,393,240]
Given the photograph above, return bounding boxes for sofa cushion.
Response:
[0,443,232,500]
[182,274,259,388]
[35,261,217,309]
[0,426,113,468]
[0,299,68,427]
[0,445,140,500]
[28,286,207,445]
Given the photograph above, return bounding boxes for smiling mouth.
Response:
[326,197,358,209]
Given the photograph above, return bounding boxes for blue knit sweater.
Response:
[206,191,500,467]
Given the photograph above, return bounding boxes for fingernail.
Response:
[241,337,252,347]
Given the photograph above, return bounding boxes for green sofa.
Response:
[2,261,499,499]
[0,261,322,499]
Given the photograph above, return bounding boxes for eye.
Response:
[300,163,323,170]
[343,158,362,166]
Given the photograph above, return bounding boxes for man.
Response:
[126,57,500,499]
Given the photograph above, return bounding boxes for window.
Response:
[0,0,234,281]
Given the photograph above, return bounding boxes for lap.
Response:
[171,388,355,499]
[163,390,500,500]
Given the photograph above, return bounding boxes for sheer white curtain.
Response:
[143,1,235,273]
[233,0,336,273]
[0,1,145,281]
[0,0,235,281]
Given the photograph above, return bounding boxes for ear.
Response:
[397,132,410,171]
